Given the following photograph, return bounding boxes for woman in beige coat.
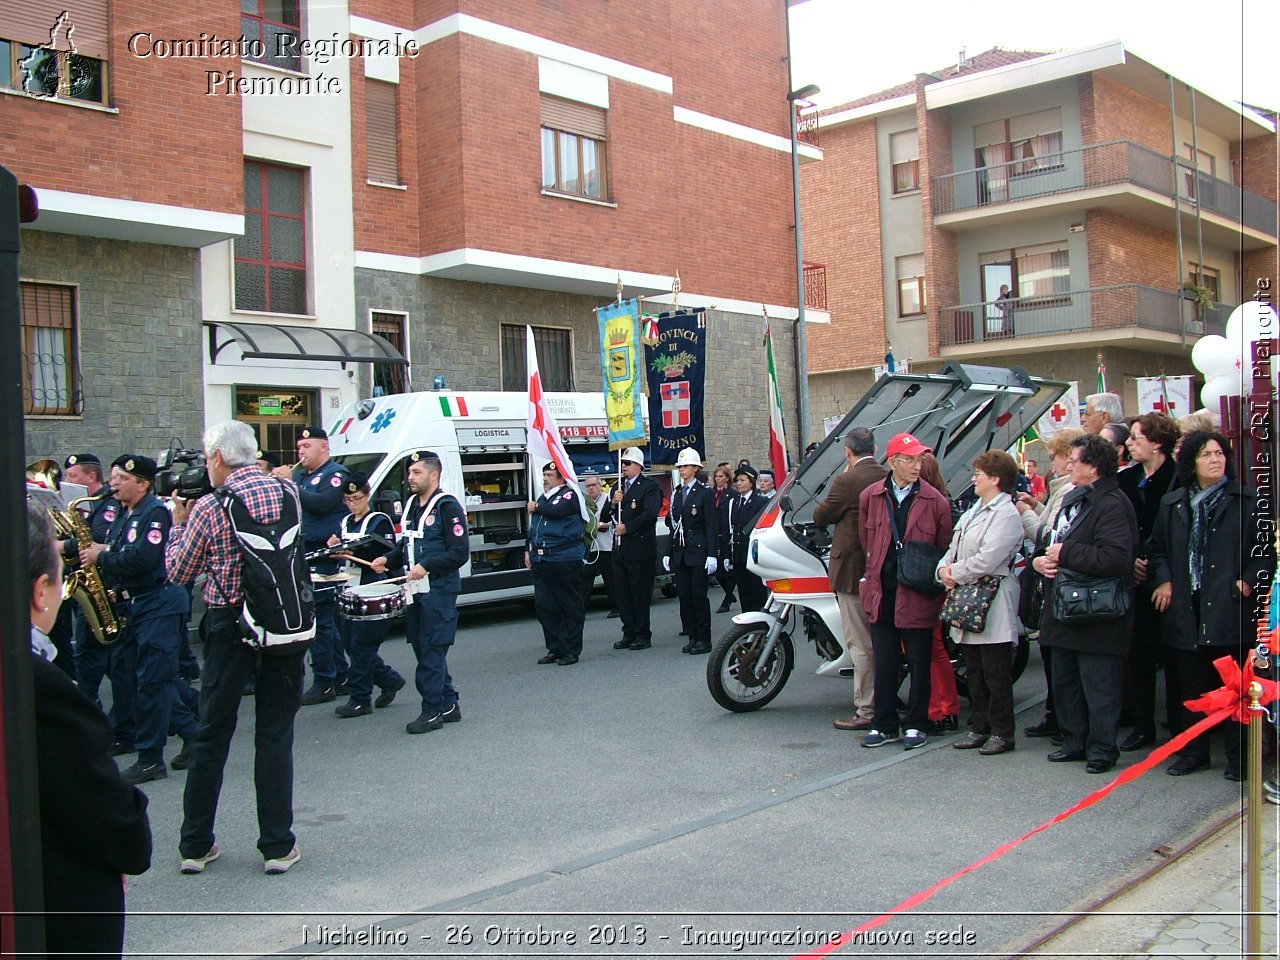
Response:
[937,450,1024,755]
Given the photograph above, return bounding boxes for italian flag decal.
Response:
[438,395,470,417]
[764,314,789,481]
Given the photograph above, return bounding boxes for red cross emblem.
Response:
[1050,403,1069,424]
[1152,398,1174,415]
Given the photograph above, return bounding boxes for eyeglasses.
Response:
[892,455,922,465]
[342,492,367,501]
[1065,457,1080,466]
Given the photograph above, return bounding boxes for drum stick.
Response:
[380,575,409,585]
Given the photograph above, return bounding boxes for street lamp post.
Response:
[787,82,819,456]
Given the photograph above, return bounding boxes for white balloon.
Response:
[1224,300,1280,348]
[1190,334,1239,378]
[1201,372,1243,409]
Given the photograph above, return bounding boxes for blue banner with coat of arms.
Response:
[596,298,646,451]
[644,308,707,468]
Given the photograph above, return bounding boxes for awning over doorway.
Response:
[205,321,408,366]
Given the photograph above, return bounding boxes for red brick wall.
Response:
[1089,74,1172,156]
[802,118,886,372]
[1085,209,1180,289]
[920,82,957,359]
[0,0,242,215]
[1233,131,1277,201]
[417,33,467,255]
[351,54,422,256]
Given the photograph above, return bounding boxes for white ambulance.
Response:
[327,390,670,607]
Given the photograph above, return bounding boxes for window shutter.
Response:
[365,79,400,184]
[1009,107,1061,142]
[896,254,925,280]
[889,130,919,164]
[973,120,1006,149]
[0,0,109,60]
[540,95,606,140]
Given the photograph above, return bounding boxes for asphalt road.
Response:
[120,591,1244,959]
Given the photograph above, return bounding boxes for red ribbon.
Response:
[793,656,1275,960]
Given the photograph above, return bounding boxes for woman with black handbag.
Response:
[1032,434,1139,775]
[1147,431,1275,781]
[938,450,1025,756]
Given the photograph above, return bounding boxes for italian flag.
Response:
[438,395,470,417]
[1096,354,1107,394]
[764,316,789,481]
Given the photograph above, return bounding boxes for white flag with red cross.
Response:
[526,326,589,521]
[1037,381,1080,439]
[1136,376,1193,418]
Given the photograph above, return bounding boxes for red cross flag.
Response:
[1036,381,1080,439]
[1137,376,1192,418]
[526,326,589,521]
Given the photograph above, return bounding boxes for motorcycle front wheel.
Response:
[707,621,795,712]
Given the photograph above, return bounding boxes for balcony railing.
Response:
[803,261,827,310]
[931,140,1276,235]
[795,102,819,148]
[938,284,1228,348]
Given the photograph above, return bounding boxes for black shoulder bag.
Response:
[886,497,946,596]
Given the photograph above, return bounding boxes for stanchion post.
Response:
[1244,678,1264,958]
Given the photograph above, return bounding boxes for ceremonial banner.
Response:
[1036,381,1080,439]
[596,298,646,451]
[764,316,789,481]
[1136,376,1193,417]
[527,326,588,521]
[644,309,707,468]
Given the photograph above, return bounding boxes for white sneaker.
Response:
[180,844,220,874]
[263,843,300,874]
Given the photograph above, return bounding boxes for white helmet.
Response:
[620,447,645,466]
[675,447,703,467]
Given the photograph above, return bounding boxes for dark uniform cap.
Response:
[542,461,562,475]
[112,454,158,481]
[296,425,328,442]
[345,472,371,495]
[64,453,100,468]
[256,449,280,468]
[408,450,440,464]
[733,464,758,482]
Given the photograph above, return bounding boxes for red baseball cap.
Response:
[886,433,931,458]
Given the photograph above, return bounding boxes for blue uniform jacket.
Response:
[529,485,585,563]
[341,510,397,586]
[389,492,469,594]
[295,459,350,573]
[97,493,189,622]
[666,480,715,566]
[61,487,122,558]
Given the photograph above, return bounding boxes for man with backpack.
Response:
[166,420,311,876]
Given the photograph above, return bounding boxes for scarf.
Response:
[1188,478,1229,592]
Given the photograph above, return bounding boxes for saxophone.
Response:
[54,497,127,645]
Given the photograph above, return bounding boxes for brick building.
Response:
[802,42,1279,433]
[5,0,821,466]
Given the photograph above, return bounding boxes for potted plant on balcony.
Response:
[1182,281,1213,317]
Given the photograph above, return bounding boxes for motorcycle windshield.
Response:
[785,362,1068,526]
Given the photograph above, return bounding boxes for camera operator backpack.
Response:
[213,481,316,653]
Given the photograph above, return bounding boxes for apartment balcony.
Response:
[931,141,1277,251]
[938,284,1228,357]
[803,261,827,310]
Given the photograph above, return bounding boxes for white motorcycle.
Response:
[706,362,1065,713]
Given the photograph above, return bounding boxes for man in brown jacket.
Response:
[812,428,887,731]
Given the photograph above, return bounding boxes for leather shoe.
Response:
[681,642,693,654]
[1050,733,1065,745]
[301,683,335,706]
[537,653,560,665]
[716,599,733,613]
[1223,766,1246,782]
[1119,731,1156,752]
[628,641,651,650]
[1025,714,1060,738]
[1086,758,1115,775]
[405,713,443,734]
[952,731,989,750]
[687,642,710,655]
[374,676,405,708]
[335,701,372,718]
[1047,749,1086,762]
[110,739,136,757]
[1167,755,1209,776]
[833,716,873,731]
[979,735,1016,755]
[607,609,621,618]
[557,655,579,665]
[613,639,633,650]
[440,702,462,723]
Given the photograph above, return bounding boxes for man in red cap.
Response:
[857,433,954,750]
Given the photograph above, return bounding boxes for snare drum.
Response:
[339,582,408,621]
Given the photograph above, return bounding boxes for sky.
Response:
[788,0,1279,116]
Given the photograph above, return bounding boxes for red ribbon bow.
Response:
[1184,655,1280,723]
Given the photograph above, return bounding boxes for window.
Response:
[974,108,1063,201]
[365,79,400,184]
[241,0,301,71]
[501,324,573,391]
[1180,144,1216,201]
[0,3,110,104]
[1187,263,1221,303]
[20,282,81,416]
[980,242,1070,302]
[890,130,920,194]
[540,95,607,201]
[236,161,308,315]
[896,254,926,317]
[372,312,409,396]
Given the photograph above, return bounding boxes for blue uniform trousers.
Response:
[107,629,138,748]
[72,605,109,704]
[308,588,348,686]
[181,606,304,861]
[404,590,459,718]
[131,588,199,765]
[532,560,585,658]
[339,614,402,706]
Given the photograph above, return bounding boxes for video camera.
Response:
[155,439,213,501]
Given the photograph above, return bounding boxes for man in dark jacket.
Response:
[813,427,887,731]
[611,447,663,651]
[528,463,587,665]
[722,464,770,613]
[1116,412,1180,752]
[1035,434,1140,775]
[858,433,954,750]
[665,448,717,654]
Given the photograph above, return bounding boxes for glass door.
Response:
[235,387,317,466]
